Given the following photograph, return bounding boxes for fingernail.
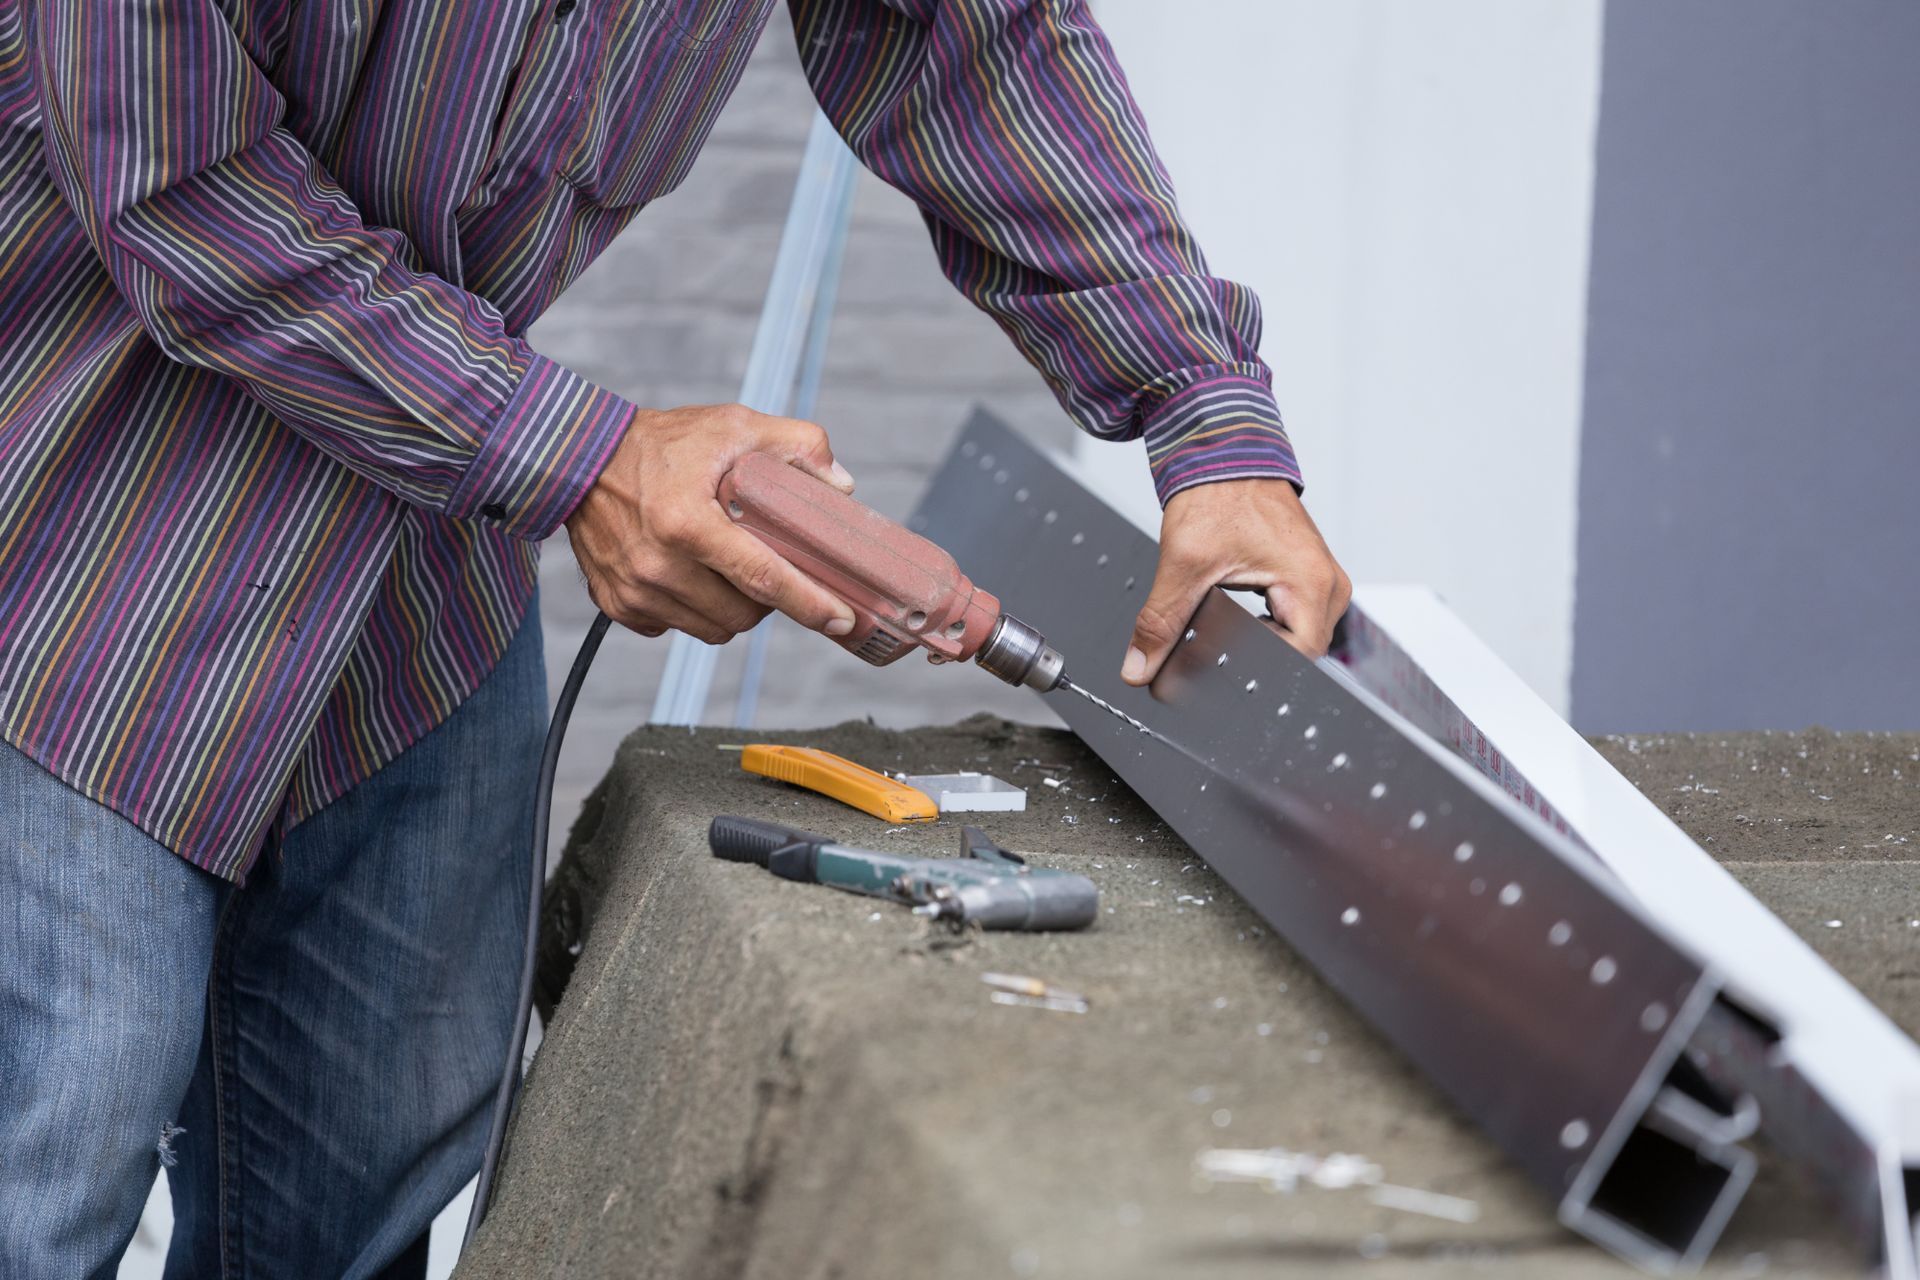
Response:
[828,461,854,490]
[1121,646,1146,682]
[824,615,854,637]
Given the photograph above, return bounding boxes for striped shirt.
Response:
[0,0,1299,880]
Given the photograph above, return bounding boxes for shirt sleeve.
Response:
[29,0,630,541]
[787,0,1302,504]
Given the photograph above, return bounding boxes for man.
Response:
[0,0,1348,1273]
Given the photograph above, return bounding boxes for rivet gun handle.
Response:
[707,815,827,871]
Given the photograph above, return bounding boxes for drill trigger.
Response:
[959,825,1025,867]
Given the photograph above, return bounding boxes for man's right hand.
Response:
[565,403,858,644]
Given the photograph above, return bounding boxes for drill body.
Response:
[718,453,1065,692]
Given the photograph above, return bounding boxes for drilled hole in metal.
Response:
[907,610,927,630]
[1216,653,1228,667]
[1244,679,1258,693]
[1591,956,1618,985]
[1369,782,1386,799]
[1640,1003,1669,1032]
[1559,1120,1590,1149]
[1453,841,1473,862]
[994,469,1008,484]
[979,453,995,469]
[1548,921,1573,947]
[1277,703,1290,717]
[1499,883,1523,907]
[1303,724,1317,740]
[1469,878,1487,896]
[1124,577,1136,590]
[1071,532,1085,545]
[1096,553,1109,566]
[961,441,978,457]
[1329,752,1349,770]
[1340,907,1361,926]
[1408,810,1427,829]
[1043,510,1058,524]
[1014,487,1029,503]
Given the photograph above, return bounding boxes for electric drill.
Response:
[718,452,1066,693]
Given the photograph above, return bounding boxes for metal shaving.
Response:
[1194,1147,1479,1224]
[982,972,1089,1015]
[990,991,1089,1014]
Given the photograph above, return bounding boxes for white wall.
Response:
[1081,0,1604,713]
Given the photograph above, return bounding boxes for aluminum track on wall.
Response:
[910,409,1916,1275]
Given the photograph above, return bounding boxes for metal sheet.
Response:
[912,410,1757,1272]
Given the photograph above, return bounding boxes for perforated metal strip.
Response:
[911,409,1755,1272]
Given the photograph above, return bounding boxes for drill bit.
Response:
[1057,677,1154,734]
[1055,677,1201,764]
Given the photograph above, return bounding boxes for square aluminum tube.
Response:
[910,409,1913,1275]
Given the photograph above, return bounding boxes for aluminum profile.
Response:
[1345,586,1920,1275]
[908,409,1897,1274]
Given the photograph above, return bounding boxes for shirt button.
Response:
[553,0,575,15]
[481,502,508,522]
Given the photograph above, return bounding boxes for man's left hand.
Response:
[1122,479,1351,686]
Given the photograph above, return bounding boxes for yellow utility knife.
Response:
[735,744,938,823]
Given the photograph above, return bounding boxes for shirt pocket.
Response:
[464,2,601,201]
[555,0,777,208]
[649,0,775,49]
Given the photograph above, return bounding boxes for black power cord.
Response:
[462,610,612,1250]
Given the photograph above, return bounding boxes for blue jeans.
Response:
[0,606,545,1279]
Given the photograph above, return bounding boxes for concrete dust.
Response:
[461,718,1912,1279]
[1596,728,1920,1042]
[1592,728,1920,866]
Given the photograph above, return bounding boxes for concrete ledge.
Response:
[459,720,1916,1278]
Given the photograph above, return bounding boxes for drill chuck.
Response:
[973,614,1065,692]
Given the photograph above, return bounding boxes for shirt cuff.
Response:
[446,353,633,541]
[1140,366,1302,506]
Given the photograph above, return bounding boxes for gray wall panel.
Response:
[1574,2,1920,731]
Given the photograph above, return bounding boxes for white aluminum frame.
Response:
[1348,585,1920,1276]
